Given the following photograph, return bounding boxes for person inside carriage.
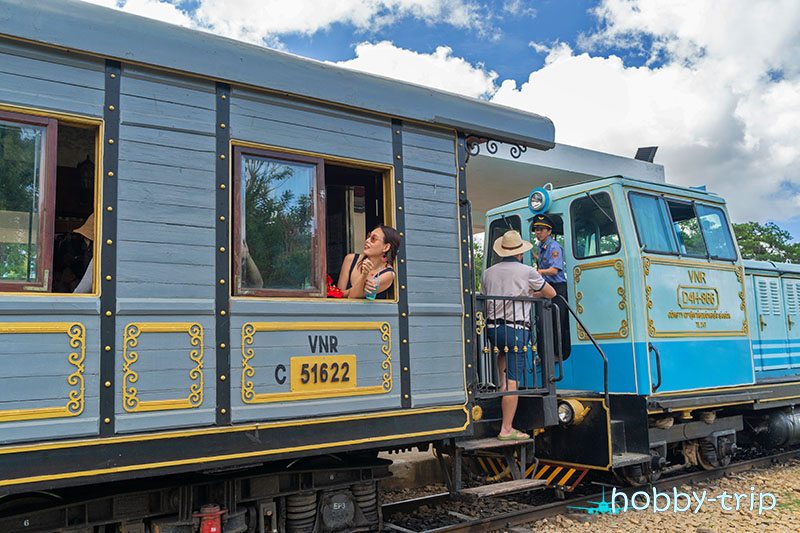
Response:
[337,225,400,299]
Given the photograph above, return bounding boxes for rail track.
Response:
[382,448,800,533]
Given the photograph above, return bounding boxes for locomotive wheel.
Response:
[697,438,721,470]
[622,464,648,486]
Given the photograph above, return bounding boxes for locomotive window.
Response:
[232,145,390,298]
[486,215,521,268]
[696,204,737,260]
[1,110,98,294]
[628,192,677,254]
[570,192,620,259]
[666,200,707,257]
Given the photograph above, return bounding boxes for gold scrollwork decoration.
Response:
[645,285,654,309]
[738,290,746,311]
[742,321,749,334]
[572,259,629,340]
[475,311,486,336]
[380,323,392,391]
[240,322,393,404]
[648,319,656,336]
[614,260,624,278]
[643,257,651,276]
[241,323,256,403]
[0,322,85,422]
[122,322,204,413]
[736,267,744,283]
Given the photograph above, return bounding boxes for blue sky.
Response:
[84,0,800,241]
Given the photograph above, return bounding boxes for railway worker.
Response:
[337,225,401,299]
[482,230,555,441]
[532,214,571,359]
[72,213,94,294]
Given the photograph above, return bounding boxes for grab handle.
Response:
[648,342,662,393]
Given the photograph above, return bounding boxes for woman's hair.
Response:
[376,225,401,264]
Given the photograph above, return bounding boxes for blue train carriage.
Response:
[485,175,800,485]
[0,0,561,529]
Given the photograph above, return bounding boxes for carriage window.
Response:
[570,192,620,259]
[666,200,706,257]
[233,146,389,298]
[628,192,677,254]
[486,215,521,268]
[696,204,737,260]
[233,147,325,297]
[1,110,97,294]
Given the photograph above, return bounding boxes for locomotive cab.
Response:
[484,176,764,483]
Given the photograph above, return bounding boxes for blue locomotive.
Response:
[484,176,800,483]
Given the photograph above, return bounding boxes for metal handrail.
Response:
[556,294,610,408]
[648,342,662,392]
[474,294,557,398]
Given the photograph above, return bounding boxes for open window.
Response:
[570,192,620,259]
[232,145,389,298]
[485,215,521,269]
[0,110,98,293]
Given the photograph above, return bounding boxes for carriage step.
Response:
[458,436,532,451]
[459,478,547,498]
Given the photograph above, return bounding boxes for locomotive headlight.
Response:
[557,399,589,425]
[557,401,574,424]
[527,187,550,214]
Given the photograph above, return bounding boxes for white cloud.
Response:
[333,41,498,99]
[492,1,800,224]
[79,0,489,46]
[80,0,196,28]
[503,0,536,18]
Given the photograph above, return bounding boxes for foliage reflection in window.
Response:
[234,148,325,296]
[666,200,706,256]
[0,113,56,292]
[628,191,737,261]
[570,192,620,259]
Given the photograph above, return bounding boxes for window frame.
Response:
[695,203,739,261]
[0,110,57,293]
[569,191,621,260]
[627,191,738,262]
[232,145,327,298]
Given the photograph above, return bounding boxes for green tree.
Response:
[733,222,800,263]
[472,240,484,291]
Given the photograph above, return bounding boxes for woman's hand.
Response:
[359,257,374,274]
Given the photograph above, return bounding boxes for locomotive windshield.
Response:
[628,191,737,261]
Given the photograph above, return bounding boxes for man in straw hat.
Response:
[481,230,555,441]
[73,213,94,294]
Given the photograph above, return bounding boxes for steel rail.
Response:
[383,448,800,533]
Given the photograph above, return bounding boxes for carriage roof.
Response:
[0,0,555,151]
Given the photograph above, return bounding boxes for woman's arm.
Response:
[368,269,395,295]
[347,257,373,299]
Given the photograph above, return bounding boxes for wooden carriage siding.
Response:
[0,0,555,486]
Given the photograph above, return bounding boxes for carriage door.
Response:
[752,275,789,371]
[782,278,800,368]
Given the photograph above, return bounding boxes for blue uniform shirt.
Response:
[537,237,566,284]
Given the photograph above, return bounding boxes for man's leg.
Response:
[497,352,507,391]
[499,377,519,436]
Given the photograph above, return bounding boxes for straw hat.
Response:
[75,213,95,242]
[493,230,533,257]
